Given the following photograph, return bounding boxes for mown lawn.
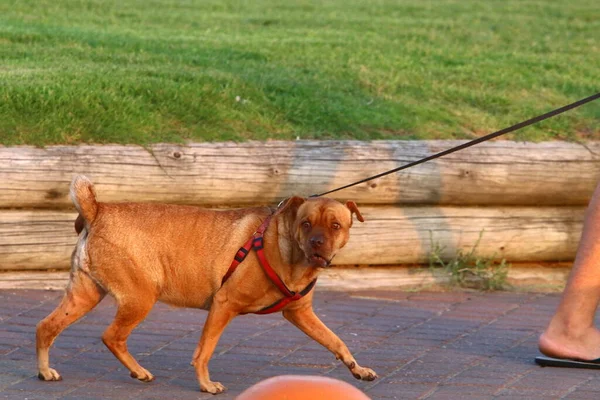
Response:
[1,0,599,145]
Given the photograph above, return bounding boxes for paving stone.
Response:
[3,289,600,399]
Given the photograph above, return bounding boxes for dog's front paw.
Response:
[38,368,62,381]
[200,380,226,394]
[130,367,154,382]
[351,365,377,381]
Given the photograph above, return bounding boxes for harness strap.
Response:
[254,278,317,315]
[220,240,252,285]
[221,213,317,314]
[221,215,271,286]
[253,235,296,298]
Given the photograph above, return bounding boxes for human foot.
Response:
[539,325,600,361]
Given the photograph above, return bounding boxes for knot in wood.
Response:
[45,188,64,200]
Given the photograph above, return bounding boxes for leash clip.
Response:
[276,198,288,209]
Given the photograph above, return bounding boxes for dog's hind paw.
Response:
[38,368,62,381]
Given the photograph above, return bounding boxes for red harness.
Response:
[221,214,317,315]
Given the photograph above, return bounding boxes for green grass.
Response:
[429,231,510,291]
[1,0,599,146]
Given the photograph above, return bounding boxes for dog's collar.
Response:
[221,213,317,315]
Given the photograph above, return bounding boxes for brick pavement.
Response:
[2,289,600,399]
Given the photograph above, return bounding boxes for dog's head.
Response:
[278,196,364,268]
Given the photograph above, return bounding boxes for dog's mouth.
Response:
[308,253,332,268]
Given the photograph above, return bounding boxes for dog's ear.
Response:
[346,201,364,223]
[277,196,306,218]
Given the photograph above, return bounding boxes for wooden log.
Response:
[337,206,584,265]
[1,141,599,208]
[0,206,584,271]
[0,211,76,271]
[319,263,570,292]
[0,271,71,290]
[0,263,570,291]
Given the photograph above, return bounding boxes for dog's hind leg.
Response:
[36,270,106,381]
[102,294,156,382]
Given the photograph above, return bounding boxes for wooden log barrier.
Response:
[0,206,584,271]
[1,141,599,208]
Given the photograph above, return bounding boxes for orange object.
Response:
[236,375,371,400]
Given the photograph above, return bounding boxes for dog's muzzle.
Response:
[308,253,332,268]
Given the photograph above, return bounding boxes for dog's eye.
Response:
[302,221,311,230]
[332,222,341,230]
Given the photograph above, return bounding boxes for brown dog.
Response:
[36,175,377,394]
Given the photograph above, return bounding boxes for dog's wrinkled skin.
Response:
[36,176,377,394]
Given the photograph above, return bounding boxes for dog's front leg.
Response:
[283,305,377,381]
[191,293,236,394]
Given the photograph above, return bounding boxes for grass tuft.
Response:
[429,231,510,291]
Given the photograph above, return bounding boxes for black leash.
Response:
[310,91,600,198]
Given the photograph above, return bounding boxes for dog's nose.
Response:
[310,236,324,248]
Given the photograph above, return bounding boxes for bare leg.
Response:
[102,296,156,382]
[283,306,377,380]
[191,294,236,394]
[539,182,600,360]
[37,270,106,381]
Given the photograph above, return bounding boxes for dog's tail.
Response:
[70,175,98,233]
